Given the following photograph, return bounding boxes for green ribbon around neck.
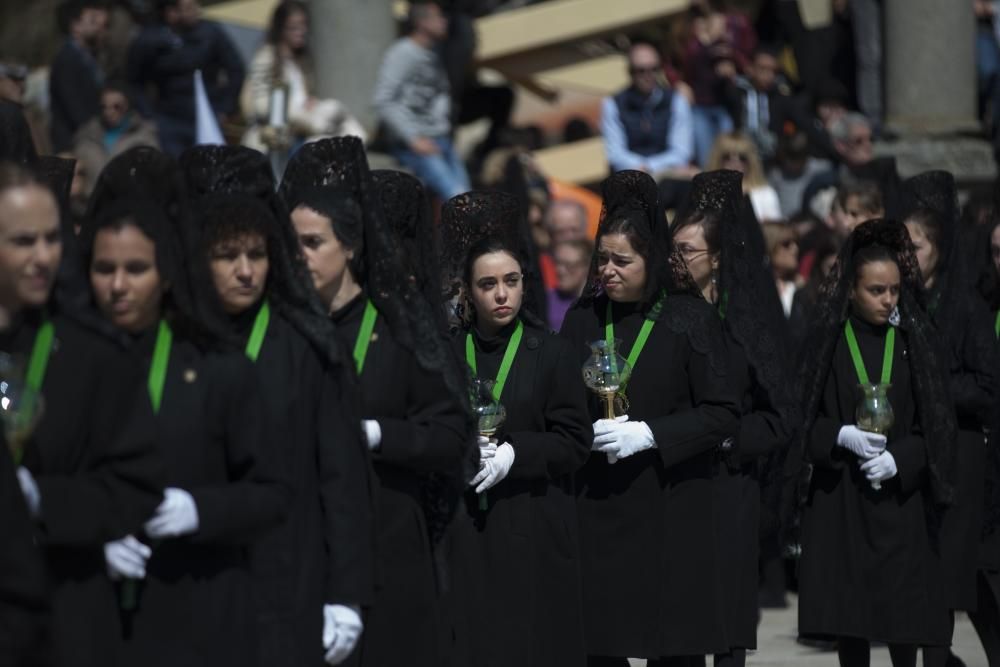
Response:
[25,320,54,394]
[353,299,379,375]
[604,300,658,386]
[147,320,173,415]
[244,301,271,362]
[844,319,895,385]
[465,320,524,402]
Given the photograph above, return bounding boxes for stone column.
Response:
[884,0,978,135]
[309,0,396,134]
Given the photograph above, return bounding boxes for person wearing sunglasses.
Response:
[600,41,694,178]
[706,131,781,222]
[73,82,160,196]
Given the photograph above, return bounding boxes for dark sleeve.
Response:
[646,311,741,468]
[317,366,376,607]
[36,350,164,545]
[210,24,245,115]
[375,352,469,473]
[888,434,927,496]
[738,385,790,462]
[0,431,48,665]
[950,301,1000,426]
[807,364,847,470]
[506,337,592,480]
[189,357,290,544]
[49,53,99,139]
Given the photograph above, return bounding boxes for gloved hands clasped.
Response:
[837,425,896,489]
[593,416,655,464]
[104,534,152,580]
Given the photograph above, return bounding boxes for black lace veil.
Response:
[371,169,445,317]
[440,190,547,330]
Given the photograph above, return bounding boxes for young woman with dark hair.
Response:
[794,218,957,667]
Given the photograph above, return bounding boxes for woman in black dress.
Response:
[670,170,799,667]
[280,136,474,667]
[0,154,163,667]
[559,170,740,666]
[972,207,1000,665]
[897,171,1000,667]
[179,145,376,667]
[80,147,288,667]
[439,191,591,667]
[795,218,957,667]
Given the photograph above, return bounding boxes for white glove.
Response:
[470,443,514,493]
[16,466,40,518]
[836,425,887,459]
[144,487,199,538]
[322,604,363,665]
[104,534,151,581]
[362,420,381,451]
[593,416,655,464]
[477,435,497,460]
[860,450,897,486]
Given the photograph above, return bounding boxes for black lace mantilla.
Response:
[440,190,546,330]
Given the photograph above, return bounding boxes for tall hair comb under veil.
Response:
[440,190,547,329]
[791,219,956,521]
[578,170,698,311]
[372,169,447,324]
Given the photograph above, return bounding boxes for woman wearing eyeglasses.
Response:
[706,132,780,223]
[671,171,798,667]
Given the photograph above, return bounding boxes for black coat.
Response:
[933,295,998,611]
[126,22,245,122]
[798,315,949,645]
[331,293,469,667]
[48,39,101,152]
[0,428,49,667]
[1,312,163,667]
[715,332,790,651]
[559,295,740,659]
[116,332,288,667]
[242,311,376,667]
[447,320,590,667]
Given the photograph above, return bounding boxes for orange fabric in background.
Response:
[548,179,602,241]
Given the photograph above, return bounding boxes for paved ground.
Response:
[627,594,988,666]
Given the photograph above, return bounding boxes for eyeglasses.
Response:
[676,244,710,259]
[721,152,749,163]
[629,65,660,75]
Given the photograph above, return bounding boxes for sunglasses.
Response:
[629,65,660,75]
[102,102,127,111]
[722,152,749,163]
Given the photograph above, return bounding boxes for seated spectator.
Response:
[73,82,159,196]
[547,238,592,331]
[729,44,796,162]
[802,111,900,214]
[0,62,27,106]
[0,62,48,154]
[127,0,245,155]
[767,131,832,218]
[545,199,590,244]
[761,221,803,317]
[373,0,470,200]
[601,42,694,177]
[681,0,756,166]
[50,0,109,152]
[827,180,884,239]
[788,234,839,348]
[707,131,781,221]
[240,1,365,156]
